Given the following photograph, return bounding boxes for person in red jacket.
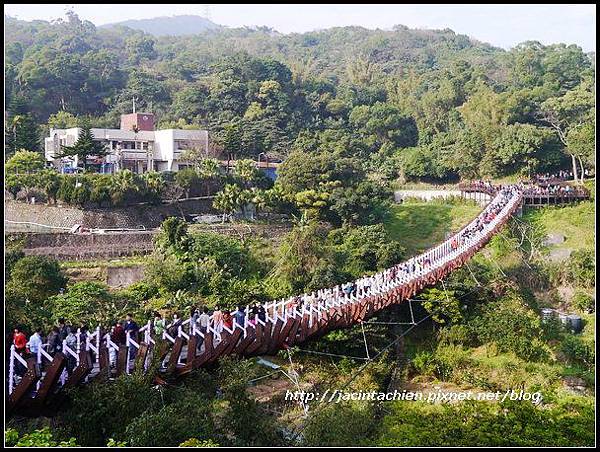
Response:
[13,328,27,354]
[222,310,233,330]
[12,327,28,376]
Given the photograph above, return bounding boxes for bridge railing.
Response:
[7,185,523,398]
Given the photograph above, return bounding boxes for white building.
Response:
[44,112,209,173]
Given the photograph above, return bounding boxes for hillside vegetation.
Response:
[4,10,595,448]
[5,12,594,182]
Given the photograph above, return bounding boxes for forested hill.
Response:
[5,12,595,181]
[99,15,222,36]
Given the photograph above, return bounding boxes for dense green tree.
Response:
[109,169,139,205]
[5,149,45,174]
[37,168,61,204]
[538,77,595,182]
[349,101,418,149]
[330,224,405,277]
[490,123,562,177]
[5,96,41,156]
[7,255,67,304]
[55,121,108,170]
[46,281,119,326]
[175,167,200,199]
[89,174,112,207]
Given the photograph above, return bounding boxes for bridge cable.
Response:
[290,348,370,361]
[288,270,513,435]
[288,312,433,443]
[408,298,416,325]
[464,260,482,287]
[360,321,371,360]
[285,348,310,417]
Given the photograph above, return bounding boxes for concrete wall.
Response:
[5,198,215,232]
[395,189,490,205]
[14,231,157,260]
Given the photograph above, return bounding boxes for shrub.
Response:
[432,343,473,381]
[473,292,550,361]
[5,428,79,447]
[561,334,595,369]
[571,290,594,313]
[124,398,215,447]
[302,402,376,447]
[566,249,594,288]
[8,255,67,303]
[411,351,436,376]
[46,281,142,327]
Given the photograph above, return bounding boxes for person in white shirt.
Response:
[198,307,210,334]
[27,328,43,355]
[27,328,44,373]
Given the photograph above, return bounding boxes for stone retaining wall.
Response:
[5,198,215,232]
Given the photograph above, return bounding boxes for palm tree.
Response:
[233,159,259,189]
[213,184,243,223]
[109,169,139,206]
[198,158,222,196]
[141,171,165,204]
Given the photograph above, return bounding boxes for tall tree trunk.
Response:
[577,155,585,184]
[571,154,579,183]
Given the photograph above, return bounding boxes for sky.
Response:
[4,4,597,52]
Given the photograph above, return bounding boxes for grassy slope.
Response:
[385,201,482,255]
[522,200,595,251]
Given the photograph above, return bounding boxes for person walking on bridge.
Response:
[212,306,224,334]
[47,327,61,356]
[27,328,43,374]
[112,321,126,345]
[124,314,139,360]
[153,313,166,338]
[198,307,210,334]
[12,327,28,376]
[57,318,71,344]
[222,310,233,330]
[234,306,246,328]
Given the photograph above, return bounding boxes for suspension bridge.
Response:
[6,182,589,414]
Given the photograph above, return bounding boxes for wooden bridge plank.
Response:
[186,336,198,364]
[32,353,66,407]
[134,342,150,371]
[222,328,244,356]
[244,323,264,356]
[267,319,285,354]
[179,332,214,376]
[233,328,256,356]
[284,316,302,346]
[115,345,128,377]
[63,350,93,390]
[7,357,40,412]
[98,345,110,380]
[166,337,185,373]
[273,316,300,351]
[205,329,243,365]
[257,322,273,355]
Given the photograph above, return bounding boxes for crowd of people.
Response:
[461,180,497,194]
[519,182,588,198]
[10,303,273,376]
[9,184,521,387]
[528,169,594,185]
[464,176,589,200]
[11,319,80,378]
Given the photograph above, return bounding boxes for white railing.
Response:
[7,186,522,396]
